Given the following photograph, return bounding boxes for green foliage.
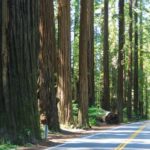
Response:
[40,126,45,139]
[88,106,107,126]
[0,145,16,150]
[72,101,78,116]
[88,106,106,126]
[88,106,106,117]
[15,128,33,145]
[73,102,107,126]
[89,118,97,126]
[0,141,17,150]
[72,101,107,126]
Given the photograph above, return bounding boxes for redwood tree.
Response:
[127,0,133,120]
[87,0,95,107]
[117,0,125,122]
[39,0,59,131]
[57,0,73,125]
[139,0,144,117]
[0,0,3,136]
[134,0,139,117]
[78,0,89,128]
[102,0,110,111]
[0,0,41,143]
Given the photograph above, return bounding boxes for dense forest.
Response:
[0,0,150,145]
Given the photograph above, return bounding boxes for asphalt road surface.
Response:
[45,120,150,150]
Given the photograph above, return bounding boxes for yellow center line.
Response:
[115,124,146,150]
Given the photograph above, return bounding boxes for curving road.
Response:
[45,120,150,150]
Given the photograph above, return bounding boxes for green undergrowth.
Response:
[123,107,149,123]
[72,101,107,126]
[0,140,37,150]
[0,143,17,150]
[88,106,107,126]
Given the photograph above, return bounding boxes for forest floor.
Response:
[18,123,119,150]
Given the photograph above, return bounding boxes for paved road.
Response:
[46,120,150,150]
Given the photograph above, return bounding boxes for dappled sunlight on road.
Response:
[46,121,150,150]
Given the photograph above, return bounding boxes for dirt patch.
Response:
[18,123,119,150]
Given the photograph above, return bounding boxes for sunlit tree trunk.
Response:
[57,0,73,125]
[39,0,60,131]
[78,0,90,128]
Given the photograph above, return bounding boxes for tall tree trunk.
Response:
[0,0,6,134]
[134,0,139,117]
[87,0,95,107]
[109,0,118,114]
[139,0,144,117]
[0,0,11,141]
[39,0,60,131]
[57,0,73,125]
[127,0,133,120]
[102,0,110,111]
[117,0,125,122]
[0,0,41,144]
[78,0,89,128]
